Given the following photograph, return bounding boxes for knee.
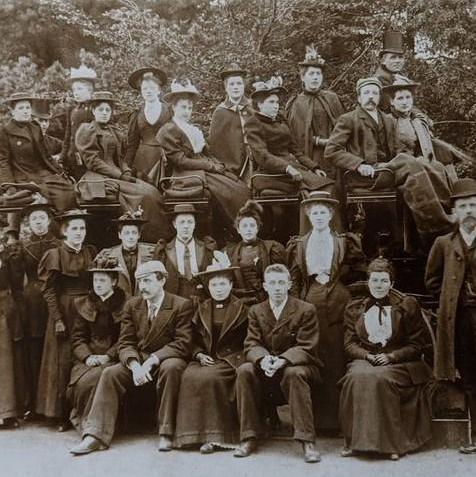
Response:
[237,362,257,383]
[159,358,186,378]
[282,366,307,383]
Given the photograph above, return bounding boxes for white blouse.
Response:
[173,117,206,154]
[305,228,334,284]
[364,305,393,347]
[144,101,162,125]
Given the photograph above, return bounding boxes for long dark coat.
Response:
[425,230,468,380]
[175,296,248,446]
[208,97,253,177]
[0,119,76,211]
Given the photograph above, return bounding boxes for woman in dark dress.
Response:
[36,209,96,430]
[157,80,250,228]
[75,91,169,242]
[124,67,172,182]
[67,256,125,434]
[286,191,366,431]
[339,258,432,460]
[224,200,285,305]
[174,257,248,453]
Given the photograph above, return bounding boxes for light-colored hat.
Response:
[134,260,168,280]
[251,76,288,99]
[111,206,148,227]
[195,251,239,283]
[88,255,124,274]
[356,77,383,94]
[67,64,98,84]
[163,79,200,103]
[298,44,326,68]
[301,190,339,206]
[4,92,38,105]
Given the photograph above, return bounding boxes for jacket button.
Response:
[452,276,457,280]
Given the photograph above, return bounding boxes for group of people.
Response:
[0,28,475,463]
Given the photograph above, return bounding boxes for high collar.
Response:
[63,241,83,254]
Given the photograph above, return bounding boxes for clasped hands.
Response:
[366,353,391,366]
[129,355,160,386]
[85,354,111,367]
[260,355,287,377]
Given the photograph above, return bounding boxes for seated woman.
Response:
[0,92,76,212]
[75,91,170,242]
[339,258,432,460]
[67,256,126,434]
[286,191,366,431]
[224,200,285,305]
[156,80,250,228]
[174,253,248,453]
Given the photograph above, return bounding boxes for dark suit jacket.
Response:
[245,296,320,367]
[324,106,397,171]
[118,292,193,366]
[192,295,248,369]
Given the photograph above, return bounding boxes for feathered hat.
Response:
[66,64,98,84]
[251,76,288,100]
[196,251,239,283]
[111,206,148,227]
[163,79,200,103]
[298,44,326,68]
[88,254,124,274]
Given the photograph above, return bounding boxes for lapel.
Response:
[5,120,34,141]
[218,296,245,341]
[299,232,311,272]
[165,239,179,272]
[114,246,132,287]
[357,106,378,134]
[172,122,195,156]
[197,299,213,345]
[143,292,175,345]
[451,231,465,261]
[330,235,345,279]
[412,116,434,160]
[272,297,297,333]
[195,239,205,269]
[133,298,150,339]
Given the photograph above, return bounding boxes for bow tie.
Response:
[123,248,138,255]
[365,296,391,325]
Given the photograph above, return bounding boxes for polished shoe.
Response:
[389,453,400,461]
[70,436,106,456]
[302,441,321,463]
[460,444,476,454]
[57,420,72,433]
[233,439,257,458]
[158,435,173,452]
[0,418,19,429]
[199,443,216,454]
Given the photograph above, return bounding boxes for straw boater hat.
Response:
[451,178,476,202]
[382,75,420,96]
[355,77,383,94]
[4,92,38,105]
[134,260,168,280]
[90,91,116,106]
[111,207,148,227]
[163,79,200,103]
[56,208,91,223]
[301,190,339,207]
[251,76,288,100]
[128,66,168,90]
[88,255,124,274]
[219,63,248,81]
[166,203,201,216]
[196,251,239,283]
[66,64,98,84]
[379,30,405,57]
[298,44,326,68]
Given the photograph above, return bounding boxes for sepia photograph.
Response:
[0,0,475,476]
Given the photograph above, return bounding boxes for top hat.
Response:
[219,63,248,80]
[379,30,405,56]
[111,207,148,227]
[195,251,239,283]
[298,44,326,68]
[167,203,201,216]
[451,178,476,202]
[128,67,168,90]
[251,76,288,100]
[382,75,420,96]
[301,190,339,207]
[88,255,124,274]
[66,64,98,84]
[4,92,38,105]
[90,91,116,106]
[163,79,200,103]
[56,208,91,222]
[31,97,55,119]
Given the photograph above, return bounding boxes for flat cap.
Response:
[356,77,383,94]
[134,260,168,280]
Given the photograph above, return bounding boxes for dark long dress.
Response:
[67,289,124,433]
[124,104,172,179]
[286,231,366,429]
[174,296,248,447]
[339,293,432,455]
[224,239,285,305]
[36,242,96,418]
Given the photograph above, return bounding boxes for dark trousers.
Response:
[82,358,187,446]
[236,362,318,442]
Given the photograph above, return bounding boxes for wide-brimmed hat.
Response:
[451,178,476,202]
[167,203,201,216]
[219,63,248,80]
[88,255,124,274]
[301,190,339,207]
[4,92,38,105]
[111,207,148,227]
[56,208,91,223]
[163,79,200,103]
[298,44,326,69]
[379,30,405,56]
[66,64,98,84]
[90,91,116,106]
[251,76,288,100]
[134,260,168,280]
[128,67,168,90]
[21,200,54,218]
[195,251,239,283]
[382,75,420,96]
[356,77,383,94]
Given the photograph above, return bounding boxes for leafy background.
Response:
[0,0,474,171]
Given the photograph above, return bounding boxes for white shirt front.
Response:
[173,117,206,154]
[364,305,393,347]
[144,101,162,125]
[305,228,334,281]
[269,297,288,321]
[459,226,476,247]
[146,293,165,321]
[175,238,199,276]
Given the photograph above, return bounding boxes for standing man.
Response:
[209,63,253,181]
[154,204,216,300]
[69,260,193,455]
[60,64,97,179]
[235,264,321,463]
[286,45,345,179]
[96,209,155,297]
[425,178,476,454]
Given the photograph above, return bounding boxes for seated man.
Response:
[69,260,193,455]
[96,208,155,297]
[154,204,215,300]
[235,264,321,463]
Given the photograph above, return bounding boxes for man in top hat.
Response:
[31,98,63,158]
[69,260,193,455]
[286,45,345,179]
[153,204,216,301]
[60,64,97,179]
[425,178,476,454]
[235,263,321,463]
[209,63,254,180]
[95,208,155,297]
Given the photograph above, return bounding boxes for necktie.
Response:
[148,304,157,321]
[183,243,193,280]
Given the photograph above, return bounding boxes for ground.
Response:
[1,424,475,477]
